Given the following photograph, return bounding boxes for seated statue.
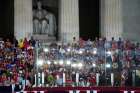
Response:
[45,11,57,36]
[33,1,56,36]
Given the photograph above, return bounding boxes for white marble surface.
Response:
[101,0,123,40]
[14,0,33,40]
[59,0,79,43]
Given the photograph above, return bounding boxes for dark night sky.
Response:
[0,0,14,40]
[79,0,100,40]
[0,0,99,41]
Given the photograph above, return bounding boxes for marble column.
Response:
[59,0,79,43]
[14,0,33,40]
[101,0,123,40]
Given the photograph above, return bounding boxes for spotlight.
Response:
[106,64,111,68]
[72,63,77,68]
[59,60,64,65]
[47,60,51,65]
[44,48,49,52]
[106,51,111,55]
[66,60,71,65]
[67,48,71,52]
[93,48,97,54]
[54,61,58,65]
[92,63,96,67]
[37,59,44,66]
[78,50,83,54]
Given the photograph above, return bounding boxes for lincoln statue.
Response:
[33,1,56,36]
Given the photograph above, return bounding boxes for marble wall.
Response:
[101,0,123,40]
[14,0,33,40]
[122,0,140,41]
[101,0,140,41]
[59,0,79,43]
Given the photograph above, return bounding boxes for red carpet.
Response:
[25,87,140,93]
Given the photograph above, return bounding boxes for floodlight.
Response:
[106,64,111,68]
[37,59,44,66]
[92,63,96,67]
[93,48,97,54]
[66,60,71,65]
[44,48,49,52]
[59,60,64,65]
[78,50,83,54]
[54,61,58,65]
[67,48,71,52]
[47,60,51,65]
[106,51,111,55]
[72,63,77,68]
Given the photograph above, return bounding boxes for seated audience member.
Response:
[19,39,24,49]
[29,36,36,47]
[13,37,18,47]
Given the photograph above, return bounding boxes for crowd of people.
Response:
[35,37,140,87]
[0,37,35,91]
[0,36,140,92]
